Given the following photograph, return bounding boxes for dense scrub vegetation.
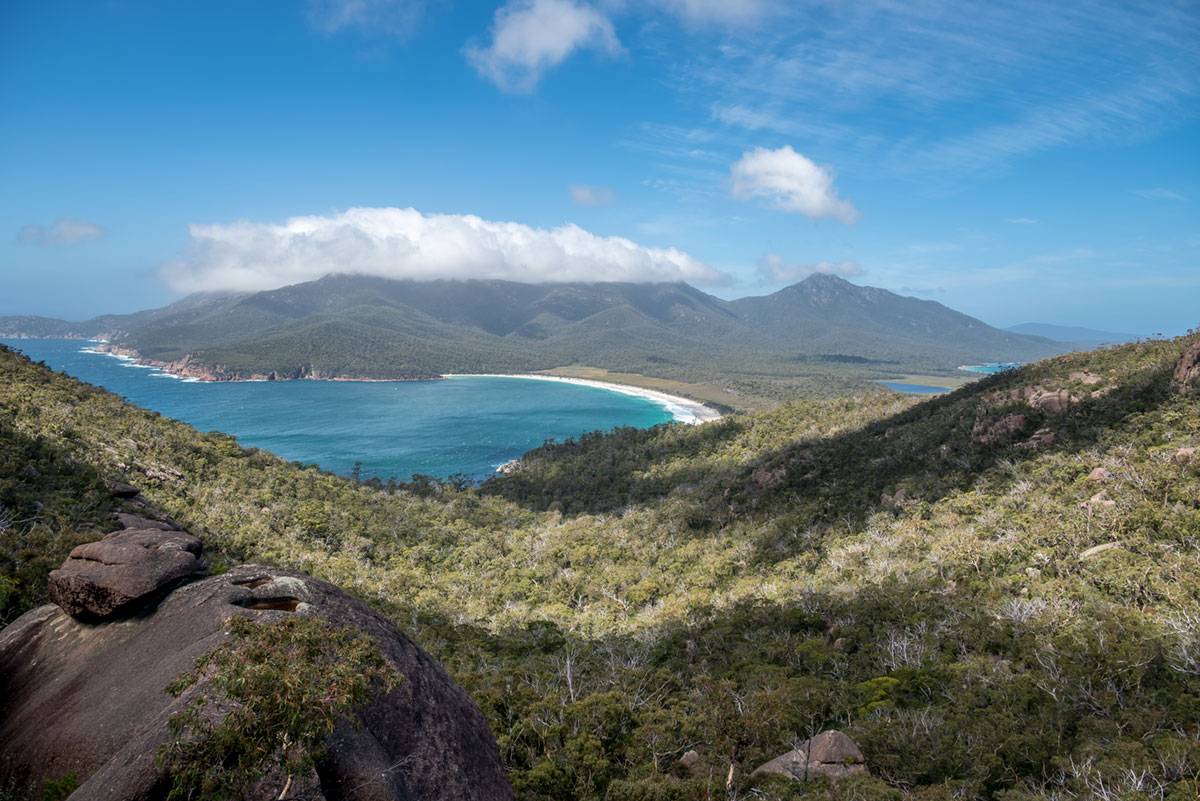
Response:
[159,616,399,801]
[2,333,1199,800]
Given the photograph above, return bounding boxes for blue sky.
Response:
[2,0,1197,335]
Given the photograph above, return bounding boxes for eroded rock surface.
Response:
[972,413,1028,445]
[751,730,868,783]
[1174,340,1200,391]
[47,528,203,620]
[1,562,512,801]
[114,512,181,531]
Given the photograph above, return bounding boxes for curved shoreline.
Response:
[442,373,723,425]
[75,343,723,425]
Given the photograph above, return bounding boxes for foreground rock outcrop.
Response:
[751,730,868,783]
[1175,339,1200,392]
[1,543,512,800]
[47,527,203,620]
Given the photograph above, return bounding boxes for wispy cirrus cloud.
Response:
[465,0,621,93]
[463,0,790,93]
[17,218,106,246]
[305,0,425,37]
[655,0,778,27]
[161,207,725,293]
[1133,188,1188,202]
[637,0,1200,183]
[730,146,859,223]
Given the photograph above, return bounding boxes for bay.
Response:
[3,339,674,482]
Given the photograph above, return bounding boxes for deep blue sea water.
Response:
[3,339,674,481]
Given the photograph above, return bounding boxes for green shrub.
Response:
[39,773,78,801]
[157,615,400,801]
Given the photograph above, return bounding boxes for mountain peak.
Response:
[798,272,853,287]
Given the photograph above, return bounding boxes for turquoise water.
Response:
[878,381,950,395]
[3,339,674,481]
[958,362,1019,374]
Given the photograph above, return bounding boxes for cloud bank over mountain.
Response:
[162,207,723,293]
[755,253,864,284]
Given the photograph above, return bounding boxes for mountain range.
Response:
[1,274,1070,401]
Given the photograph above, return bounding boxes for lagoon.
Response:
[3,339,676,482]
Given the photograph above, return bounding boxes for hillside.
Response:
[0,275,1067,404]
[2,333,1198,799]
[1008,322,1140,346]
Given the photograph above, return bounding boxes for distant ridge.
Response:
[1007,322,1139,346]
[1,274,1068,400]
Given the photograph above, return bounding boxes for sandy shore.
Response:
[443,373,723,425]
[75,343,723,425]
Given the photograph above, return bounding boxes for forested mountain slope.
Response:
[2,333,1198,800]
[0,275,1067,401]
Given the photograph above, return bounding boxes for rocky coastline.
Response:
[89,342,441,383]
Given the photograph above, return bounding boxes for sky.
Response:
[1,0,1197,335]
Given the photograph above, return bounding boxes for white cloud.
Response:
[657,0,775,26]
[730,146,859,223]
[17,218,105,246]
[465,0,620,93]
[1006,217,1039,225]
[568,184,615,206]
[306,0,423,36]
[678,2,1199,178]
[755,253,864,284]
[162,207,724,293]
[1133,188,1188,202]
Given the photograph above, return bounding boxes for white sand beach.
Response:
[443,373,723,425]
